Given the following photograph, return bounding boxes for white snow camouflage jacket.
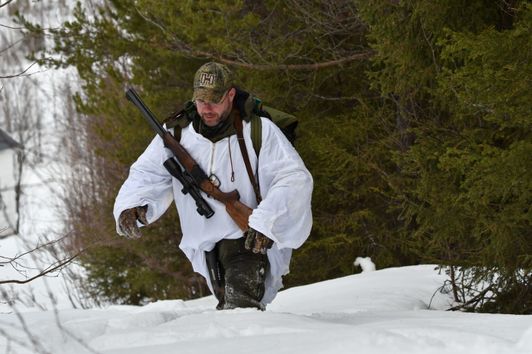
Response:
[113,117,313,303]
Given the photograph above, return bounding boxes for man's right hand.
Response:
[118,205,148,239]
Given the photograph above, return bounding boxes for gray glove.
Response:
[118,205,148,239]
[244,228,273,254]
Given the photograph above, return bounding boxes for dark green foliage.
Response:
[356,1,531,313]
[26,0,531,312]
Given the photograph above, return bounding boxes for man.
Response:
[113,62,313,310]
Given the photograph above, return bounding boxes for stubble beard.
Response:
[201,109,230,127]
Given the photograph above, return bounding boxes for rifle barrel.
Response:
[126,88,166,137]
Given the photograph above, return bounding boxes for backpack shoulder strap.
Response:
[164,101,195,140]
[250,114,262,157]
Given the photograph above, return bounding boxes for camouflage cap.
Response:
[193,62,234,103]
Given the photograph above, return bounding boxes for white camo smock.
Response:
[113,117,313,304]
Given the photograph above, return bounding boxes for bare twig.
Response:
[428,280,450,310]
[0,23,24,30]
[447,284,495,311]
[0,0,15,9]
[0,38,24,55]
[0,233,73,265]
[0,61,38,79]
[0,252,80,285]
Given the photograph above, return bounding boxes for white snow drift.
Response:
[1,265,530,354]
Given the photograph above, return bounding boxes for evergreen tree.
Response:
[357,0,531,313]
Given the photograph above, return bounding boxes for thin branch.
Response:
[0,233,72,265]
[0,61,38,79]
[0,253,80,285]
[0,37,24,55]
[0,23,24,30]
[428,281,449,310]
[0,0,15,9]
[447,284,495,311]
[0,181,56,193]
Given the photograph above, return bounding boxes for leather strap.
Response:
[234,110,262,204]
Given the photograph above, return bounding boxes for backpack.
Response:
[248,97,298,156]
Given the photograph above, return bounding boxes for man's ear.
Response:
[227,87,236,101]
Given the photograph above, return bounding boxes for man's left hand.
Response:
[244,228,273,254]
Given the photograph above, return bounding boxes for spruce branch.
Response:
[134,6,373,71]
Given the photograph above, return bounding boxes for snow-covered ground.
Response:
[1,265,530,354]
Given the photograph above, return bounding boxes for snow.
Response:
[1,265,530,354]
[354,256,376,272]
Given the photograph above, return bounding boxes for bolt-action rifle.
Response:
[125,88,252,230]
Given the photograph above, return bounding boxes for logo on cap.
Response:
[199,73,216,87]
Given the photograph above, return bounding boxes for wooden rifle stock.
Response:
[161,133,252,231]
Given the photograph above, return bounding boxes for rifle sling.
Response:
[234,111,262,204]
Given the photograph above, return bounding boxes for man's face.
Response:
[195,88,235,127]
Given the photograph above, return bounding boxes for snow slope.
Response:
[1,265,531,354]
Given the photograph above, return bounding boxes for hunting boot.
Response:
[216,238,269,310]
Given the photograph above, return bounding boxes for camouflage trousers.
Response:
[206,237,269,310]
